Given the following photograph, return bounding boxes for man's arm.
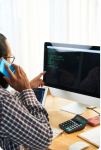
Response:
[0,88,53,150]
[1,63,53,150]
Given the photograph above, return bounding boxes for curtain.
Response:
[0,0,100,82]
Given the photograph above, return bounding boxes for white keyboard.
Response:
[51,126,64,139]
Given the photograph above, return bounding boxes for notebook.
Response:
[78,127,100,148]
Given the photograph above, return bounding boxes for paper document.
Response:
[78,127,100,148]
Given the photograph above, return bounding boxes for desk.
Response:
[45,95,100,150]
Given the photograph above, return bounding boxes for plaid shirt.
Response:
[0,85,53,150]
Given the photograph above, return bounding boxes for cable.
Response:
[86,107,100,116]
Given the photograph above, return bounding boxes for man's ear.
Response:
[0,57,3,62]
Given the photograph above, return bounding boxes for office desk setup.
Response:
[42,42,100,150]
[22,42,100,150]
[45,94,100,150]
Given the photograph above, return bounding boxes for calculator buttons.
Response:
[59,115,88,134]
[80,124,83,126]
[66,127,70,130]
[68,129,72,131]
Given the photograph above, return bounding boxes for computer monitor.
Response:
[43,42,100,114]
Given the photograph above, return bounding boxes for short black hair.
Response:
[0,33,7,57]
[0,33,9,88]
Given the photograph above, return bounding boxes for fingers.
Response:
[38,79,45,88]
[5,63,15,79]
[40,79,45,85]
[0,57,3,62]
[12,64,26,77]
[11,63,18,69]
[12,64,20,76]
[36,79,45,88]
[39,71,46,78]
[37,79,45,86]
[3,76,12,86]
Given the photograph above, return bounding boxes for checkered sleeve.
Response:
[0,88,53,150]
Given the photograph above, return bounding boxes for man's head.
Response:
[0,33,12,88]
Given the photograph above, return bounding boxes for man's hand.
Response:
[3,63,31,92]
[30,71,46,89]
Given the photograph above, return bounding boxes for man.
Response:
[0,33,53,150]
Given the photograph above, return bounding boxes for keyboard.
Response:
[51,126,64,139]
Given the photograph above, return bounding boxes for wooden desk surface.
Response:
[45,95,100,150]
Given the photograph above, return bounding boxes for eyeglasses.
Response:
[3,55,15,64]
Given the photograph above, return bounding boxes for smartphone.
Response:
[0,58,15,79]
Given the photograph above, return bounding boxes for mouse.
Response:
[69,141,89,150]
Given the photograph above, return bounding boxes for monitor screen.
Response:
[43,42,100,98]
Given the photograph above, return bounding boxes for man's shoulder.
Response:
[0,85,11,97]
[0,86,21,107]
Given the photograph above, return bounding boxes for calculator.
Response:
[59,115,88,134]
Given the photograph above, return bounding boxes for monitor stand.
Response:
[60,102,90,114]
